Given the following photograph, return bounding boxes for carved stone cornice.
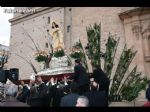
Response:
[119,7,150,20]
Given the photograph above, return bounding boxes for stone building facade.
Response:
[8,7,150,81]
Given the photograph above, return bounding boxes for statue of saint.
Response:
[49,21,64,52]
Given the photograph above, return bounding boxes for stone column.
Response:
[64,7,72,54]
[143,36,150,59]
[131,16,146,74]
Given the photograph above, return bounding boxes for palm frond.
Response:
[104,33,120,78]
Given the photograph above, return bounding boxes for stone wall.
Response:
[8,7,150,82]
[121,8,150,79]
[71,7,126,73]
[8,7,65,79]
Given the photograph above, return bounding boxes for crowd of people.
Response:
[0,59,110,107]
[1,59,150,107]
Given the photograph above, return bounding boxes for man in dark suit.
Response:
[91,65,110,98]
[36,76,49,106]
[60,83,79,107]
[47,77,61,106]
[83,81,108,107]
[70,59,90,94]
[27,85,41,107]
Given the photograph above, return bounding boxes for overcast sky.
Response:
[0,7,14,46]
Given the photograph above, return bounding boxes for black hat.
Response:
[75,59,81,64]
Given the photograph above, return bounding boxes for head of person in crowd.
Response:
[75,59,81,66]
[36,76,43,85]
[76,96,89,107]
[29,80,35,87]
[18,85,23,92]
[90,81,99,91]
[6,83,18,98]
[47,77,57,86]
[20,81,25,86]
[50,77,55,84]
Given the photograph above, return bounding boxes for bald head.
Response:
[76,96,89,107]
[6,84,18,97]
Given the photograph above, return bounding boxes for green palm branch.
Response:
[85,23,147,102]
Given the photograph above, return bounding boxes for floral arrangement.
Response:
[70,41,84,59]
[34,51,47,62]
[53,49,65,58]
[70,48,81,59]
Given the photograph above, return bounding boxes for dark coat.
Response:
[92,68,110,97]
[27,94,41,106]
[48,84,57,106]
[71,64,90,87]
[27,86,41,107]
[52,87,65,107]
[37,83,49,106]
[84,90,108,107]
[16,85,30,103]
[60,93,79,107]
